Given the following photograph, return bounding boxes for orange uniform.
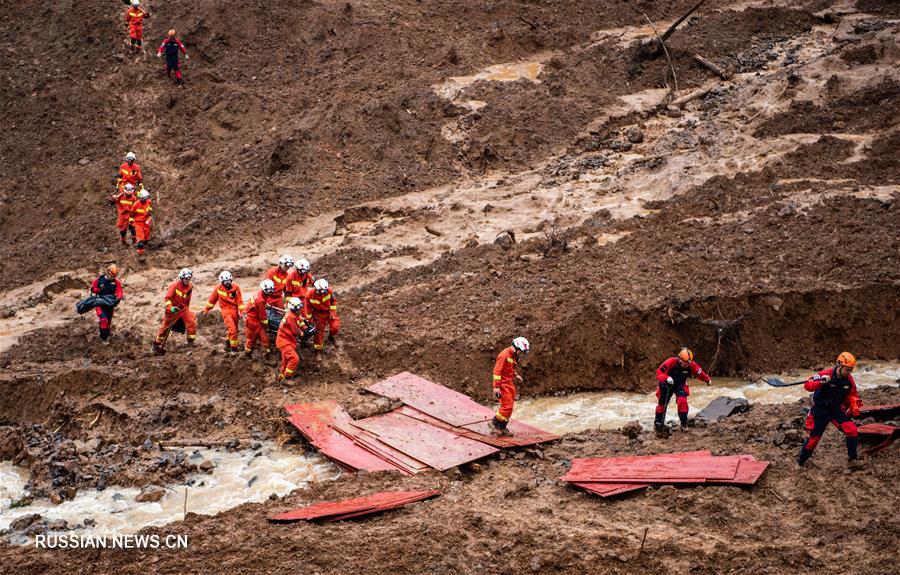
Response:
[125,7,149,42]
[276,310,308,380]
[155,279,197,347]
[265,266,292,299]
[117,162,143,190]
[114,191,136,231]
[131,198,152,254]
[243,290,281,354]
[287,269,316,295]
[307,287,340,350]
[492,346,518,422]
[205,283,244,350]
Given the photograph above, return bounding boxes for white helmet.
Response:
[125,151,136,160]
[218,271,233,283]
[130,0,140,6]
[512,337,530,353]
[124,183,135,192]
[260,279,275,294]
[297,258,311,273]
[278,254,294,269]
[313,278,329,293]
[287,297,303,312]
[138,190,150,200]
[178,268,193,280]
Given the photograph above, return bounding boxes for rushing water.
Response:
[514,362,900,435]
[0,443,339,541]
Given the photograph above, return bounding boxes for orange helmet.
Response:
[677,348,693,363]
[107,264,119,277]
[837,352,856,368]
[168,29,176,37]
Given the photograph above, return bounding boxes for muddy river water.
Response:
[2,363,897,542]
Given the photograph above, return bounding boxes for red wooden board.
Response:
[710,457,768,485]
[460,419,560,447]
[858,404,900,419]
[284,403,398,473]
[562,452,732,482]
[270,490,440,522]
[572,482,649,497]
[331,422,427,474]
[352,411,499,471]
[366,371,496,427]
[857,423,900,436]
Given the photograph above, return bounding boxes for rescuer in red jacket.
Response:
[276,297,312,382]
[243,279,281,358]
[153,268,197,354]
[157,30,190,85]
[307,279,340,351]
[489,337,530,436]
[116,152,143,191]
[131,190,152,256]
[110,183,137,245]
[265,255,294,300]
[202,271,244,352]
[654,348,711,434]
[91,264,124,343]
[124,1,150,51]
[798,352,863,468]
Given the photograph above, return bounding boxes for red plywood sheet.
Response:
[331,422,426,474]
[270,490,440,522]
[573,482,649,497]
[710,457,768,485]
[858,404,900,418]
[566,451,712,478]
[366,371,495,426]
[460,419,560,447]
[858,423,900,436]
[562,453,740,482]
[352,411,499,471]
[395,406,519,448]
[284,403,398,473]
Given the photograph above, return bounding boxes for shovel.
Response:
[761,377,808,388]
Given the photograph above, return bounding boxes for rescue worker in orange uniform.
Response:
[798,352,863,468]
[243,279,280,358]
[654,348,711,434]
[264,255,294,300]
[489,337,530,436]
[116,152,143,191]
[131,189,152,256]
[202,271,244,352]
[110,183,137,245]
[90,264,124,343]
[287,258,316,296]
[153,268,197,354]
[124,0,150,51]
[307,279,340,351]
[276,297,313,382]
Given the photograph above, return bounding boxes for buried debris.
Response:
[857,423,900,455]
[269,490,440,523]
[695,397,750,423]
[562,450,768,498]
[285,372,558,473]
[857,404,900,421]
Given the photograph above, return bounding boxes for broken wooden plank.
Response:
[694,54,730,79]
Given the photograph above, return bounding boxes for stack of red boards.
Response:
[857,404,900,420]
[562,450,769,498]
[270,490,440,523]
[285,372,558,474]
[858,423,900,455]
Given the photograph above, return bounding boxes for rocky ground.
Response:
[1,0,899,572]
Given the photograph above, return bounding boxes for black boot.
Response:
[797,446,813,466]
[679,412,689,429]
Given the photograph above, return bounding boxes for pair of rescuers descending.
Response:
[654,348,711,433]
[91,265,124,343]
[112,184,138,245]
[798,352,862,468]
[276,297,315,381]
[489,337,530,436]
[265,255,316,301]
[243,279,281,357]
[157,30,189,84]
[153,268,197,354]
[202,271,244,352]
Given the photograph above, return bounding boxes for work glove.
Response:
[493,388,501,400]
[666,376,674,385]
[156,53,161,58]
[170,306,179,314]
[515,374,523,384]
[706,379,712,386]
[813,374,831,383]
[185,55,190,60]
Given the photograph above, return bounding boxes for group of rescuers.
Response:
[91,263,866,461]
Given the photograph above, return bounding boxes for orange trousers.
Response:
[134,221,151,242]
[116,211,133,232]
[495,382,516,422]
[278,341,299,379]
[244,317,270,352]
[221,309,240,349]
[312,313,340,350]
[155,309,197,345]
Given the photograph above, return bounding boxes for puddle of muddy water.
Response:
[515,362,900,435]
[0,443,340,542]
[434,59,545,100]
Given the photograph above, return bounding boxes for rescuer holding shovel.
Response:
[654,348,711,435]
[489,337,530,436]
[798,352,863,468]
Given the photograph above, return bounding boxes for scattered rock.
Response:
[625,126,644,144]
[494,230,516,248]
[77,158,90,166]
[135,485,167,503]
[198,458,215,473]
[10,514,42,532]
[697,397,750,423]
[621,421,643,439]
